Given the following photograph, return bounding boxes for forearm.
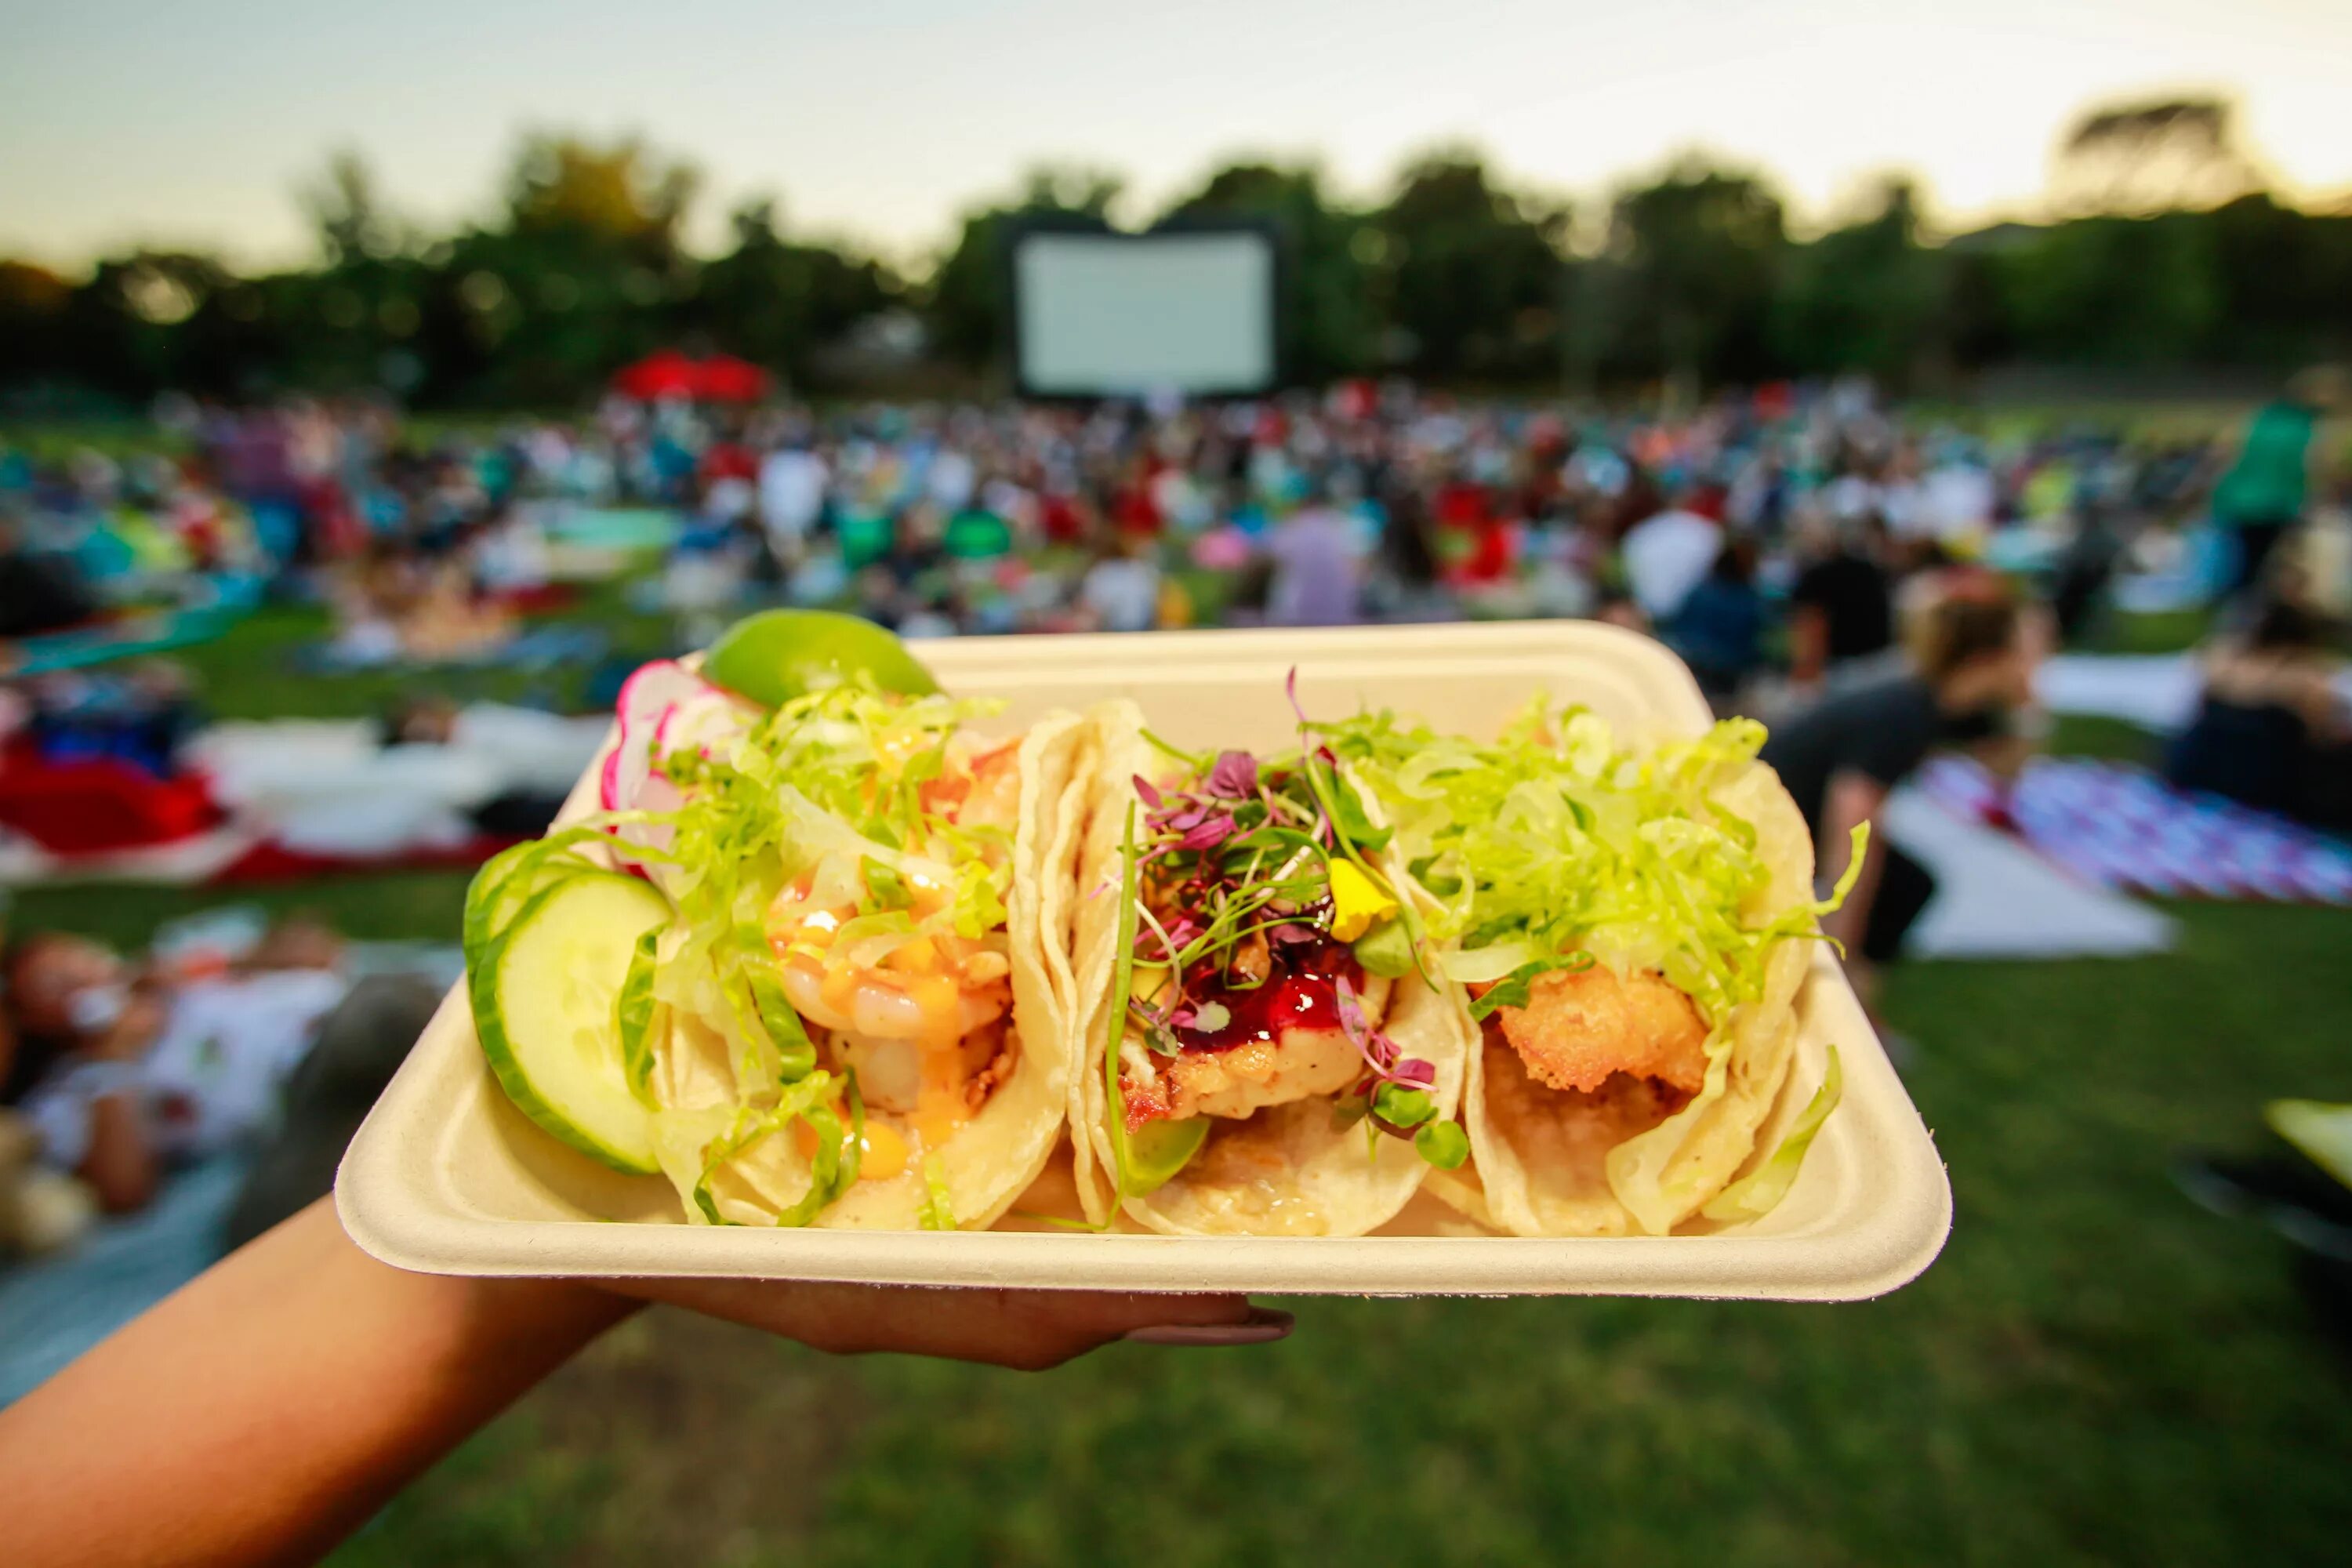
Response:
[78,1092,159,1214]
[0,1197,635,1568]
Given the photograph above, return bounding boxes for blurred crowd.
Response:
[7,375,2336,673]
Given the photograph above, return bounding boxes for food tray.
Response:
[337,622,1951,1298]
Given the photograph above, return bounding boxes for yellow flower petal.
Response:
[1328,860,1398,942]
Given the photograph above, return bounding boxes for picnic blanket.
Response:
[1882,784,2175,960]
[1921,755,2352,904]
[0,705,604,887]
[11,573,263,676]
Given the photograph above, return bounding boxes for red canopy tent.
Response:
[610,349,703,402]
[692,353,771,403]
[610,350,771,404]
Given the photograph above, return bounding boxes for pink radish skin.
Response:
[603,660,709,811]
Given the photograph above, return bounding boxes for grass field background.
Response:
[13,596,2351,1566]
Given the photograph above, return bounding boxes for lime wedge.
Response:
[702,609,939,707]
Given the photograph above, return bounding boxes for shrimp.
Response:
[777,954,1009,1041]
[920,737,1024,841]
[1494,964,1708,1097]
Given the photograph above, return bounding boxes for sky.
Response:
[4,0,2350,273]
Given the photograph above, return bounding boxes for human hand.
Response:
[602,1276,1291,1370]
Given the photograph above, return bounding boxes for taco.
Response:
[1319,702,1856,1236]
[598,668,1087,1230]
[1063,696,1468,1237]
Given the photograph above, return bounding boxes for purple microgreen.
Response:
[1179,815,1237,851]
[1207,750,1260,798]
[1334,977,1399,1079]
[1191,1000,1232,1033]
[1133,774,1163,809]
[1390,1057,1438,1087]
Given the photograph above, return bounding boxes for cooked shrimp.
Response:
[918,738,1024,841]
[777,953,1009,1043]
[1495,964,1708,1096]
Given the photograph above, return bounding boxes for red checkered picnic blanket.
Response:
[1919,756,2352,905]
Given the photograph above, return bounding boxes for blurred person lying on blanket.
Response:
[0,916,437,1242]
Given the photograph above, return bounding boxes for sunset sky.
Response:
[5,0,2349,271]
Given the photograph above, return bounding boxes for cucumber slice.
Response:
[464,838,588,961]
[473,871,672,1173]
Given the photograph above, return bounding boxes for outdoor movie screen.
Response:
[1010,227,1278,397]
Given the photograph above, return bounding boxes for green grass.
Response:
[10,869,475,953]
[158,577,679,723]
[24,592,2352,1567]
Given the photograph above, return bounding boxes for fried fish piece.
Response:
[1496,964,1708,1096]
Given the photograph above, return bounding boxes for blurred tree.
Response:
[1160,161,1375,382]
[1769,177,1944,387]
[1993,213,2223,365]
[690,198,900,387]
[1604,157,1785,393]
[2052,96,2259,217]
[0,261,78,400]
[418,133,709,405]
[925,165,1123,372]
[1373,149,1567,381]
[11,124,2352,408]
[501,133,699,260]
[303,151,408,267]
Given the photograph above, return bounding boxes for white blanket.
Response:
[1883,786,2176,960]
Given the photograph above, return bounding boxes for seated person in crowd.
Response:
[2165,595,2350,829]
[1788,513,1895,688]
[1762,574,2045,1013]
[1665,535,1767,707]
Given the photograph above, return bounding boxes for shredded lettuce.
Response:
[1325,699,1790,1026]
[633,684,1012,1226]
[1700,1047,1842,1223]
[1321,698,1868,1232]
[615,930,661,1107]
[919,1153,958,1231]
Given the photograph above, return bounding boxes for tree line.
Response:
[4,98,2348,411]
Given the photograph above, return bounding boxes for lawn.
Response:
[20,600,2352,1567]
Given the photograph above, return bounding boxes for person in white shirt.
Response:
[1078,534,1162,633]
[1620,501,1722,623]
[757,445,829,559]
[4,923,413,1222]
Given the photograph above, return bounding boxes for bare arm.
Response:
[74,992,172,1214]
[0,1200,1267,1568]
[76,1090,159,1214]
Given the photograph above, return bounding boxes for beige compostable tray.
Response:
[337,622,1951,1299]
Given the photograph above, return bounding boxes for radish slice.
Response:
[610,678,760,884]
[603,660,710,811]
